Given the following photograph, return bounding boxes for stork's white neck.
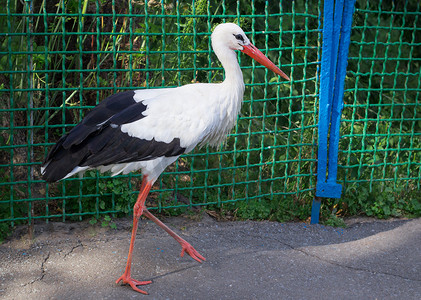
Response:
[215,46,244,88]
[212,45,245,104]
[198,45,245,148]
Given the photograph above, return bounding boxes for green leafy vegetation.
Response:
[0,0,419,243]
[0,169,27,242]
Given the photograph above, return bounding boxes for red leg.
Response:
[143,209,206,263]
[116,177,153,294]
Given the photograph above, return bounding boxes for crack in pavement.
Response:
[255,233,421,283]
[39,251,50,282]
[22,251,50,287]
[63,240,84,258]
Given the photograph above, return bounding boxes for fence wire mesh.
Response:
[0,1,420,231]
[340,1,420,198]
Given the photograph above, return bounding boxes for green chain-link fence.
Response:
[0,1,420,233]
[339,1,420,213]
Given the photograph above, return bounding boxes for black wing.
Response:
[42,90,185,182]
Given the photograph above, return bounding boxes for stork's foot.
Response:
[180,241,206,263]
[116,274,152,294]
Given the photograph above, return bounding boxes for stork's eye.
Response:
[233,34,245,42]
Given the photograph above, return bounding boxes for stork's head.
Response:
[211,23,251,51]
[211,23,290,81]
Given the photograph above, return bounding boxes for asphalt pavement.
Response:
[1,214,420,299]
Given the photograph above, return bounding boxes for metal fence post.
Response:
[311,0,357,224]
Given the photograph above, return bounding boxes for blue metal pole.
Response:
[316,0,334,190]
[327,0,356,184]
[310,197,322,224]
[311,0,356,224]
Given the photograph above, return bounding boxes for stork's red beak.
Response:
[241,43,290,81]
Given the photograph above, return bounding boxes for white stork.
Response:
[41,23,289,294]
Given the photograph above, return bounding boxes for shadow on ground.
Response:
[1,214,420,299]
